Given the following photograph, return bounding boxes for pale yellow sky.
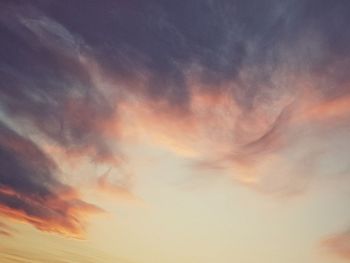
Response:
[1,139,349,263]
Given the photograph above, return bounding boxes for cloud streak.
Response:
[322,230,350,260]
[0,1,350,251]
[0,122,102,238]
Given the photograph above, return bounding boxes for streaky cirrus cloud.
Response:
[1,1,350,256]
[0,221,15,237]
[0,122,102,238]
[0,3,122,166]
[1,0,349,192]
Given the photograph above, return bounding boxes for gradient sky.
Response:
[1,0,350,262]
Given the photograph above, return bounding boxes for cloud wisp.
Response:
[0,1,350,256]
[0,122,103,238]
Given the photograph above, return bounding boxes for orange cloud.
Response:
[322,231,350,260]
[96,168,141,203]
[0,123,104,239]
[0,189,103,239]
[0,222,15,237]
[299,94,350,123]
[0,184,103,239]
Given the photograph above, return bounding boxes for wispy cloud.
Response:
[0,122,102,238]
[0,222,15,237]
[322,230,350,260]
[0,0,350,246]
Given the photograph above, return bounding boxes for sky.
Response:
[0,0,350,262]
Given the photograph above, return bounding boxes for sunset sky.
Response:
[1,1,350,262]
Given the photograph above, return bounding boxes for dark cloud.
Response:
[0,122,102,237]
[1,0,350,243]
[0,4,120,164]
[30,0,350,108]
[1,0,350,130]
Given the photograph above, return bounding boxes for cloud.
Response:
[1,0,350,242]
[1,0,349,183]
[0,122,102,238]
[0,5,122,165]
[322,230,350,260]
[0,246,134,263]
[0,222,15,237]
[95,168,141,203]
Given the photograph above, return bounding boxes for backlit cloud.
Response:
[0,1,350,254]
[0,122,102,238]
